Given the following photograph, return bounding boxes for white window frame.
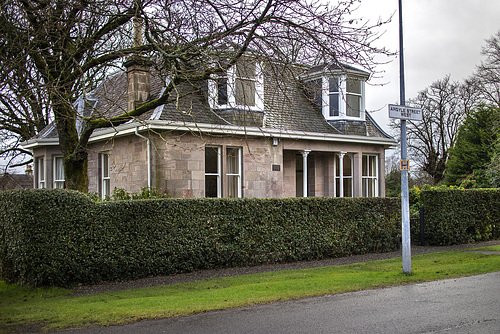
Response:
[100,153,110,199]
[320,75,365,121]
[328,77,340,117]
[36,157,45,189]
[208,61,264,111]
[53,156,65,189]
[362,154,379,197]
[334,153,353,198]
[226,147,242,198]
[345,78,363,118]
[205,146,222,198]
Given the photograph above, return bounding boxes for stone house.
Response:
[22,55,395,198]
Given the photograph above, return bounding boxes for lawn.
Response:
[1,248,499,332]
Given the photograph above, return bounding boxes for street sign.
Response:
[388,104,423,121]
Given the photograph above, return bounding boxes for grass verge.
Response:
[1,248,499,332]
[470,245,500,251]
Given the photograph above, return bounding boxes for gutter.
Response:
[134,127,152,188]
[22,120,397,151]
[89,121,397,148]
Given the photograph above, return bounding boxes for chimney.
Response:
[25,165,33,177]
[124,17,153,112]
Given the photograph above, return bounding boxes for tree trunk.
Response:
[64,155,88,193]
[54,102,90,193]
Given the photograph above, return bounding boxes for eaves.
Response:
[89,120,397,148]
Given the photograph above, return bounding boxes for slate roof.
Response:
[305,62,371,77]
[262,68,341,134]
[28,61,393,143]
[0,173,33,190]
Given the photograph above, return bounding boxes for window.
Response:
[205,146,221,198]
[53,156,65,189]
[226,147,242,198]
[362,155,378,197]
[235,62,256,107]
[204,146,242,198]
[329,77,339,117]
[36,157,45,189]
[335,153,352,197]
[346,78,362,117]
[100,153,110,199]
[209,61,263,111]
[309,74,365,121]
[217,76,228,105]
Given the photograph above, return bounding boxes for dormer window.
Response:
[304,65,368,121]
[324,75,365,120]
[209,61,264,111]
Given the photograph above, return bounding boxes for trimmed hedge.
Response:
[0,189,401,287]
[421,188,500,245]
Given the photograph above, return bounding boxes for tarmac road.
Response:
[67,271,500,334]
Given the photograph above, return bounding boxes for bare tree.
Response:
[0,0,390,192]
[0,22,52,171]
[391,76,478,184]
[472,30,500,108]
[0,76,50,170]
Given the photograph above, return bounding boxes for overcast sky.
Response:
[353,0,500,133]
[3,1,500,173]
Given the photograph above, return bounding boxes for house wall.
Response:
[86,132,387,199]
[31,146,63,189]
[151,131,284,198]
[88,135,149,195]
[88,131,285,198]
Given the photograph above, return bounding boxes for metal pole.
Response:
[399,0,411,274]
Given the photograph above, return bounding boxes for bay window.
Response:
[53,156,65,189]
[305,71,367,121]
[36,157,45,189]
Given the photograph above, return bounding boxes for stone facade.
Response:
[84,130,386,199]
[32,146,66,189]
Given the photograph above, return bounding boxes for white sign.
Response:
[388,104,423,121]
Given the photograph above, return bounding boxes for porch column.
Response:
[338,152,346,197]
[353,152,362,197]
[302,150,311,197]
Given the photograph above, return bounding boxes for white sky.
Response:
[353,0,500,133]
[4,1,500,172]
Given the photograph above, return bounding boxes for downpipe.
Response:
[135,127,152,188]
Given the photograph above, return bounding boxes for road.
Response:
[67,271,500,334]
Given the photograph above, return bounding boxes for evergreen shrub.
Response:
[0,189,401,287]
[421,188,500,245]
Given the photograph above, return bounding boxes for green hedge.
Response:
[421,188,500,245]
[0,189,401,287]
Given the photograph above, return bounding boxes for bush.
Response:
[421,188,500,245]
[88,187,171,202]
[0,190,401,287]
